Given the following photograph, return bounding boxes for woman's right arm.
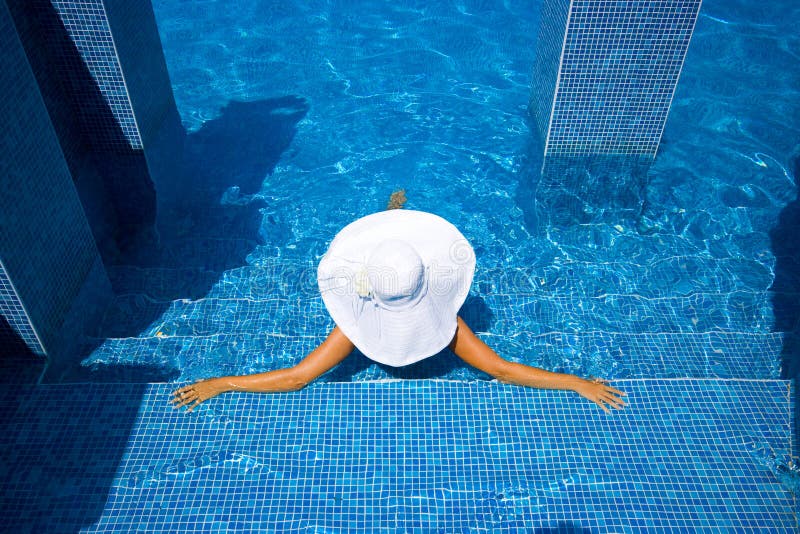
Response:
[172,326,355,411]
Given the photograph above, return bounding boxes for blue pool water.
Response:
[4,1,799,531]
[67,0,799,386]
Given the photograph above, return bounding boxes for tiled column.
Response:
[2,0,182,373]
[0,1,111,359]
[7,0,185,250]
[48,0,143,150]
[48,0,183,156]
[529,0,702,226]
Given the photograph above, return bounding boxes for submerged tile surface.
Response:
[0,379,795,532]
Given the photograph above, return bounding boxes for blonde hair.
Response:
[386,189,407,210]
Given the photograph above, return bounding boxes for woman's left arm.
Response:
[449,316,626,413]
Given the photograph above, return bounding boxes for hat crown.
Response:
[367,239,425,308]
[317,209,475,367]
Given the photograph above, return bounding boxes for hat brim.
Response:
[318,210,475,366]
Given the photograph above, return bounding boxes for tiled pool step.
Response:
[107,255,786,301]
[68,330,785,384]
[90,291,776,339]
[70,255,793,383]
[0,380,794,532]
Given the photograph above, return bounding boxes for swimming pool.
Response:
[2,0,798,531]
[68,0,798,388]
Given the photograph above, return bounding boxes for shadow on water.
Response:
[770,147,800,452]
[119,96,309,276]
[84,97,310,369]
[150,96,309,259]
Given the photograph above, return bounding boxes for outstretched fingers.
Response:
[171,382,209,411]
[582,379,627,413]
[171,385,196,409]
[597,385,626,412]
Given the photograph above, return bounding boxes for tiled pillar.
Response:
[0,260,45,356]
[48,0,144,151]
[0,0,111,359]
[531,0,702,157]
[1,0,182,373]
[48,0,184,156]
[7,0,185,251]
[101,0,187,213]
[529,0,702,226]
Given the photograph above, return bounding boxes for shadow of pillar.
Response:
[771,147,800,453]
[534,154,653,231]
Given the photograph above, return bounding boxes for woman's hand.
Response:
[171,378,230,412]
[573,378,626,413]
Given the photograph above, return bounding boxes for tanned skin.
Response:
[172,317,625,413]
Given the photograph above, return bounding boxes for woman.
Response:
[172,194,625,413]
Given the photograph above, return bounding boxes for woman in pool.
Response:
[172,192,626,413]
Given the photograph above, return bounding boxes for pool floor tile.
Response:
[0,379,795,532]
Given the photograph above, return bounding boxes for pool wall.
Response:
[0,0,183,368]
[0,1,108,359]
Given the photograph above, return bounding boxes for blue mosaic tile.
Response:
[0,1,108,358]
[101,0,179,150]
[0,380,794,532]
[533,0,702,156]
[49,0,142,150]
[0,260,43,355]
[71,328,783,385]
[529,0,571,143]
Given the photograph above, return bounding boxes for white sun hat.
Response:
[317,209,476,367]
